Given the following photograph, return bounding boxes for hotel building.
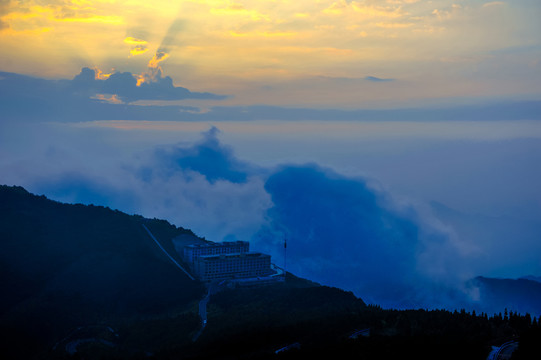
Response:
[181,241,275,282]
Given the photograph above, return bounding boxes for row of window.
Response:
[200,269,271,280]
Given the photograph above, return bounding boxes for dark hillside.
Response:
[0,185,205,359]
[1,185,539,360]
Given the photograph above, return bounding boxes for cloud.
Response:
[483,1,506,8]
[15,126,271,243]
[365,75,395,82]
[73,67,227,103]
[253,164,472,308]
[0,68,227,122]
[2,122,540,311]
[0,0,11,30]
[124,36,149,56]
[2,69,541,123]
[144,127,254,184]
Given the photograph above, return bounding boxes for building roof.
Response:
[196,252,270,262]
[184,240,249,249]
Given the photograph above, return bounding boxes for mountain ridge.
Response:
[0,184,355,359]
[1,184,540,359]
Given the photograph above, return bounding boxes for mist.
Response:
[1,120,540,310]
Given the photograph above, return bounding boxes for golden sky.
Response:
[1,0,540,107]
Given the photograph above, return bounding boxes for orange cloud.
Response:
[130,45,149,56]
[148,51,170,69]
[124,37,149,57]
[93,67,112,80]
[136,50,171,86]
[94,94,123,104]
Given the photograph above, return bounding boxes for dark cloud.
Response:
[21,127,270,244]
[143,127,254,184]
[2,69,541,123]
[72,67,227,103]
[364,75,395,82]
[0,69,227,122]
[254,164,469,309]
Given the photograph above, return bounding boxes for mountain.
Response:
[472,277,541,317]
[520,275,541,283]
[0,185,206,358]
[1,185,539,359]
[0,185,364,359]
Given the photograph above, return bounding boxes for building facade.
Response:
[192,252,273,281]
[181,240,278,282]
[182,241,249,265]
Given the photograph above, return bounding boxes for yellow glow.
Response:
[148,52,170,69]
[0,0,536,107]
[210,4,270,21]
[376,22,414,29]
[351,4,405,18]
[136,75,146,87]
[53,15,124,24]
[124,37,148,45]
[229,31,296,38]
[130,46,149,56]
[322,1,348,16]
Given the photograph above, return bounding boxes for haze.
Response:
[1,0,540,309]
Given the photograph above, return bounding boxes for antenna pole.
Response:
[283,236,287,281]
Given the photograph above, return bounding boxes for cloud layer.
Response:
[254,164,474,308]
[2,69,540,123]
[1,126,494,310]
[0,68,226,122]
[75,67,227,103]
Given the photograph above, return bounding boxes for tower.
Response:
[283,236,287,281]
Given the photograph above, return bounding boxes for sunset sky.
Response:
[1,1,540,308]
[1,0,540,107]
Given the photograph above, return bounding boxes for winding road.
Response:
[487,341,519,360]
[192,290,211,342]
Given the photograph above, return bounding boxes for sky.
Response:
[1,0,540,107]
[1,0,541,310]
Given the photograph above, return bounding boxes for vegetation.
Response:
[0,185,205,359]
[0,185,539,359]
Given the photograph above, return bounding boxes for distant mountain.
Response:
[430,201,541,316]
[520,275,541,283]
[471,276,541,317]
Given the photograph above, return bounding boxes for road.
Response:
[487,341,519,360]
[141,224,194,280]
[192,281,228,342]
[192,290,210,342]
[199,290,210,324]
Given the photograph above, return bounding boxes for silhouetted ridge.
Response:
[0,185,205,358]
